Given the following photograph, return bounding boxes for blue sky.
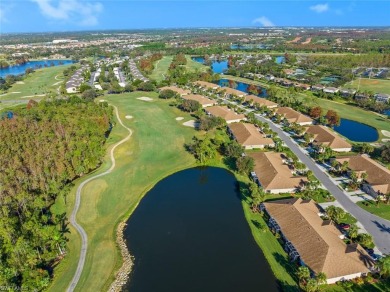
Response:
[0,1,389,33]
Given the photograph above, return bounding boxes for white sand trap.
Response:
[0,92,21,97]
[99,99,107,102]
[16,81,25,84]
[176,117,184,121]
[382,139,390,142]
[381,130,390,137]
[125,115,133,119]
[183,120,196,128]
[137,97,153,102]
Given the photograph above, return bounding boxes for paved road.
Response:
[255,114,390,254]
[67,105,133,292]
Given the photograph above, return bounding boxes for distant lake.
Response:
[384,109,390,116]
[192,57,228,74]
[218,78,268,97]
[275,56,285,64]
[0,60,75,78]
[333,118,379,142]
[124,167,278,292]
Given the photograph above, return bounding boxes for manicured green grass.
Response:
[357,200,390,221]
[239,182,299,291]
[48,92,197,292]
[344,78,390,95]
[299,94,390,140]
[223,75,270,88]
[184,55,208,73]
[149,56,173,81]
[0,64,72,101]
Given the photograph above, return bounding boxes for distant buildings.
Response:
[160,86,191,96]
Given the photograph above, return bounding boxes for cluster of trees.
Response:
[325,206,375,249]
[308,106,341,127]
[0,97,112,290]
[139,53,163,74]
[296,266,327,292]
[0,74,24,91]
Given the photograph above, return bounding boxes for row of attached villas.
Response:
[260,198,375,284]
[160,83,388,198]
[159,82,382,284]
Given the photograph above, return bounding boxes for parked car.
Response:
[339,223,351,230]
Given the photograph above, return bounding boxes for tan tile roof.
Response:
[160,86,190,96]
[193,81,220,89]
[263,198,373,279]
[305,125,352,150]
[228,123,274,147]
[335,155,390,194]
[244,95,278,108]
[219,87,247,97]
[205,106,246,122]
[276,107,313,124]
[182,94,216,106]
[248,152,306,191]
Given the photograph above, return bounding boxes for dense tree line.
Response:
[0,97,112,290]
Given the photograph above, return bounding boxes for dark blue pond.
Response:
[192,57,228,74]
[0,60,75,78]
[384,109,390,116]
[124,167,278,292]
[333,118,379,142]
[275,56,285,64]
[218,78,268,97]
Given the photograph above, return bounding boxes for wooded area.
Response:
[0,97,112,290]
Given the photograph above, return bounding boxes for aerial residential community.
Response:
[0,1,390,292]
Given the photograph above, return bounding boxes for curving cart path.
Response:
[67,105,132,292]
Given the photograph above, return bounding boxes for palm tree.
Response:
[348,224,359,241]
[297,266,310,285]
[376,255,390,278]
[315,272,327,285]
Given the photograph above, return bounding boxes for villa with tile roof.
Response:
[205,106,246,124]
[304,125,352,152]
[228,123,274,149]
[261,198,374,284]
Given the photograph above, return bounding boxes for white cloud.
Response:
[31,0,103,26]
[310,3,329,13]
[252,16,275,27]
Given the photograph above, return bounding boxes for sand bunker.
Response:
[382,139,390,142]
[176,117,184,121]
[15,81,25,84]
[137,97,153,102]
[125,115,133,119]
[99,99,107,102]
[381,130,390,137]
[183,120,196,128]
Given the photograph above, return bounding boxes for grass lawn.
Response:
[344,78,390,95]
[299,93,390,141]
[0,64,73,101]
[241,199,299,291]
[224,75,270,88]
[149,56,173,82]
[184,55,208,73]
[48,91,198,292]
[357,200,390,221]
